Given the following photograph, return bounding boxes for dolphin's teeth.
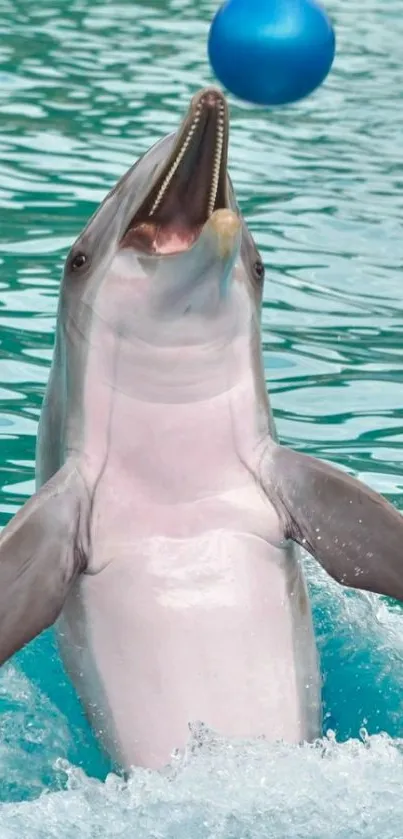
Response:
[149,103,203,217]
[149,99,226,221]
[207,104,225,218]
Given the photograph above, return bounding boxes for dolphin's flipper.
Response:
[0,464,88,665]
[266,444,403,602]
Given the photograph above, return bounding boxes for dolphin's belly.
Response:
[57,529,321,769]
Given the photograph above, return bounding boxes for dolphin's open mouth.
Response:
[121,88,230,255]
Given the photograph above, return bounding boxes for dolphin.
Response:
[1,87,403,770]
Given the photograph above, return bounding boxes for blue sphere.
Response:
[208,0,336,107]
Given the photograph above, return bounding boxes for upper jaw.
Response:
[120,88,231,256]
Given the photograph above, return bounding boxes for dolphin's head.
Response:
[60,88,265,354]
[41,87,271,476]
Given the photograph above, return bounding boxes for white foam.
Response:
[1,728,403,839]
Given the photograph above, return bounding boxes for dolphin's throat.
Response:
[121,90,229,255]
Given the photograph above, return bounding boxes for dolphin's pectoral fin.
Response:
[265,444,403,602]
[0,464,88,666]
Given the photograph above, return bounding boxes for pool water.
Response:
[1,0,403,834]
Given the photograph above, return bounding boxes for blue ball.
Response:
[208,0,336,107]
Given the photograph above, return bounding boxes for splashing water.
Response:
[2,725,403,839]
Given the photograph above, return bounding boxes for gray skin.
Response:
[1,88,403,770]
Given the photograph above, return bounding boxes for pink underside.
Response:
[60,531,302,769]
[57,282,320,769]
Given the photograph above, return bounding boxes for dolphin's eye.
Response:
[254,260,265,280]
[71,252,87,272]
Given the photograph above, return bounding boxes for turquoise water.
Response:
[1,0,403,833]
